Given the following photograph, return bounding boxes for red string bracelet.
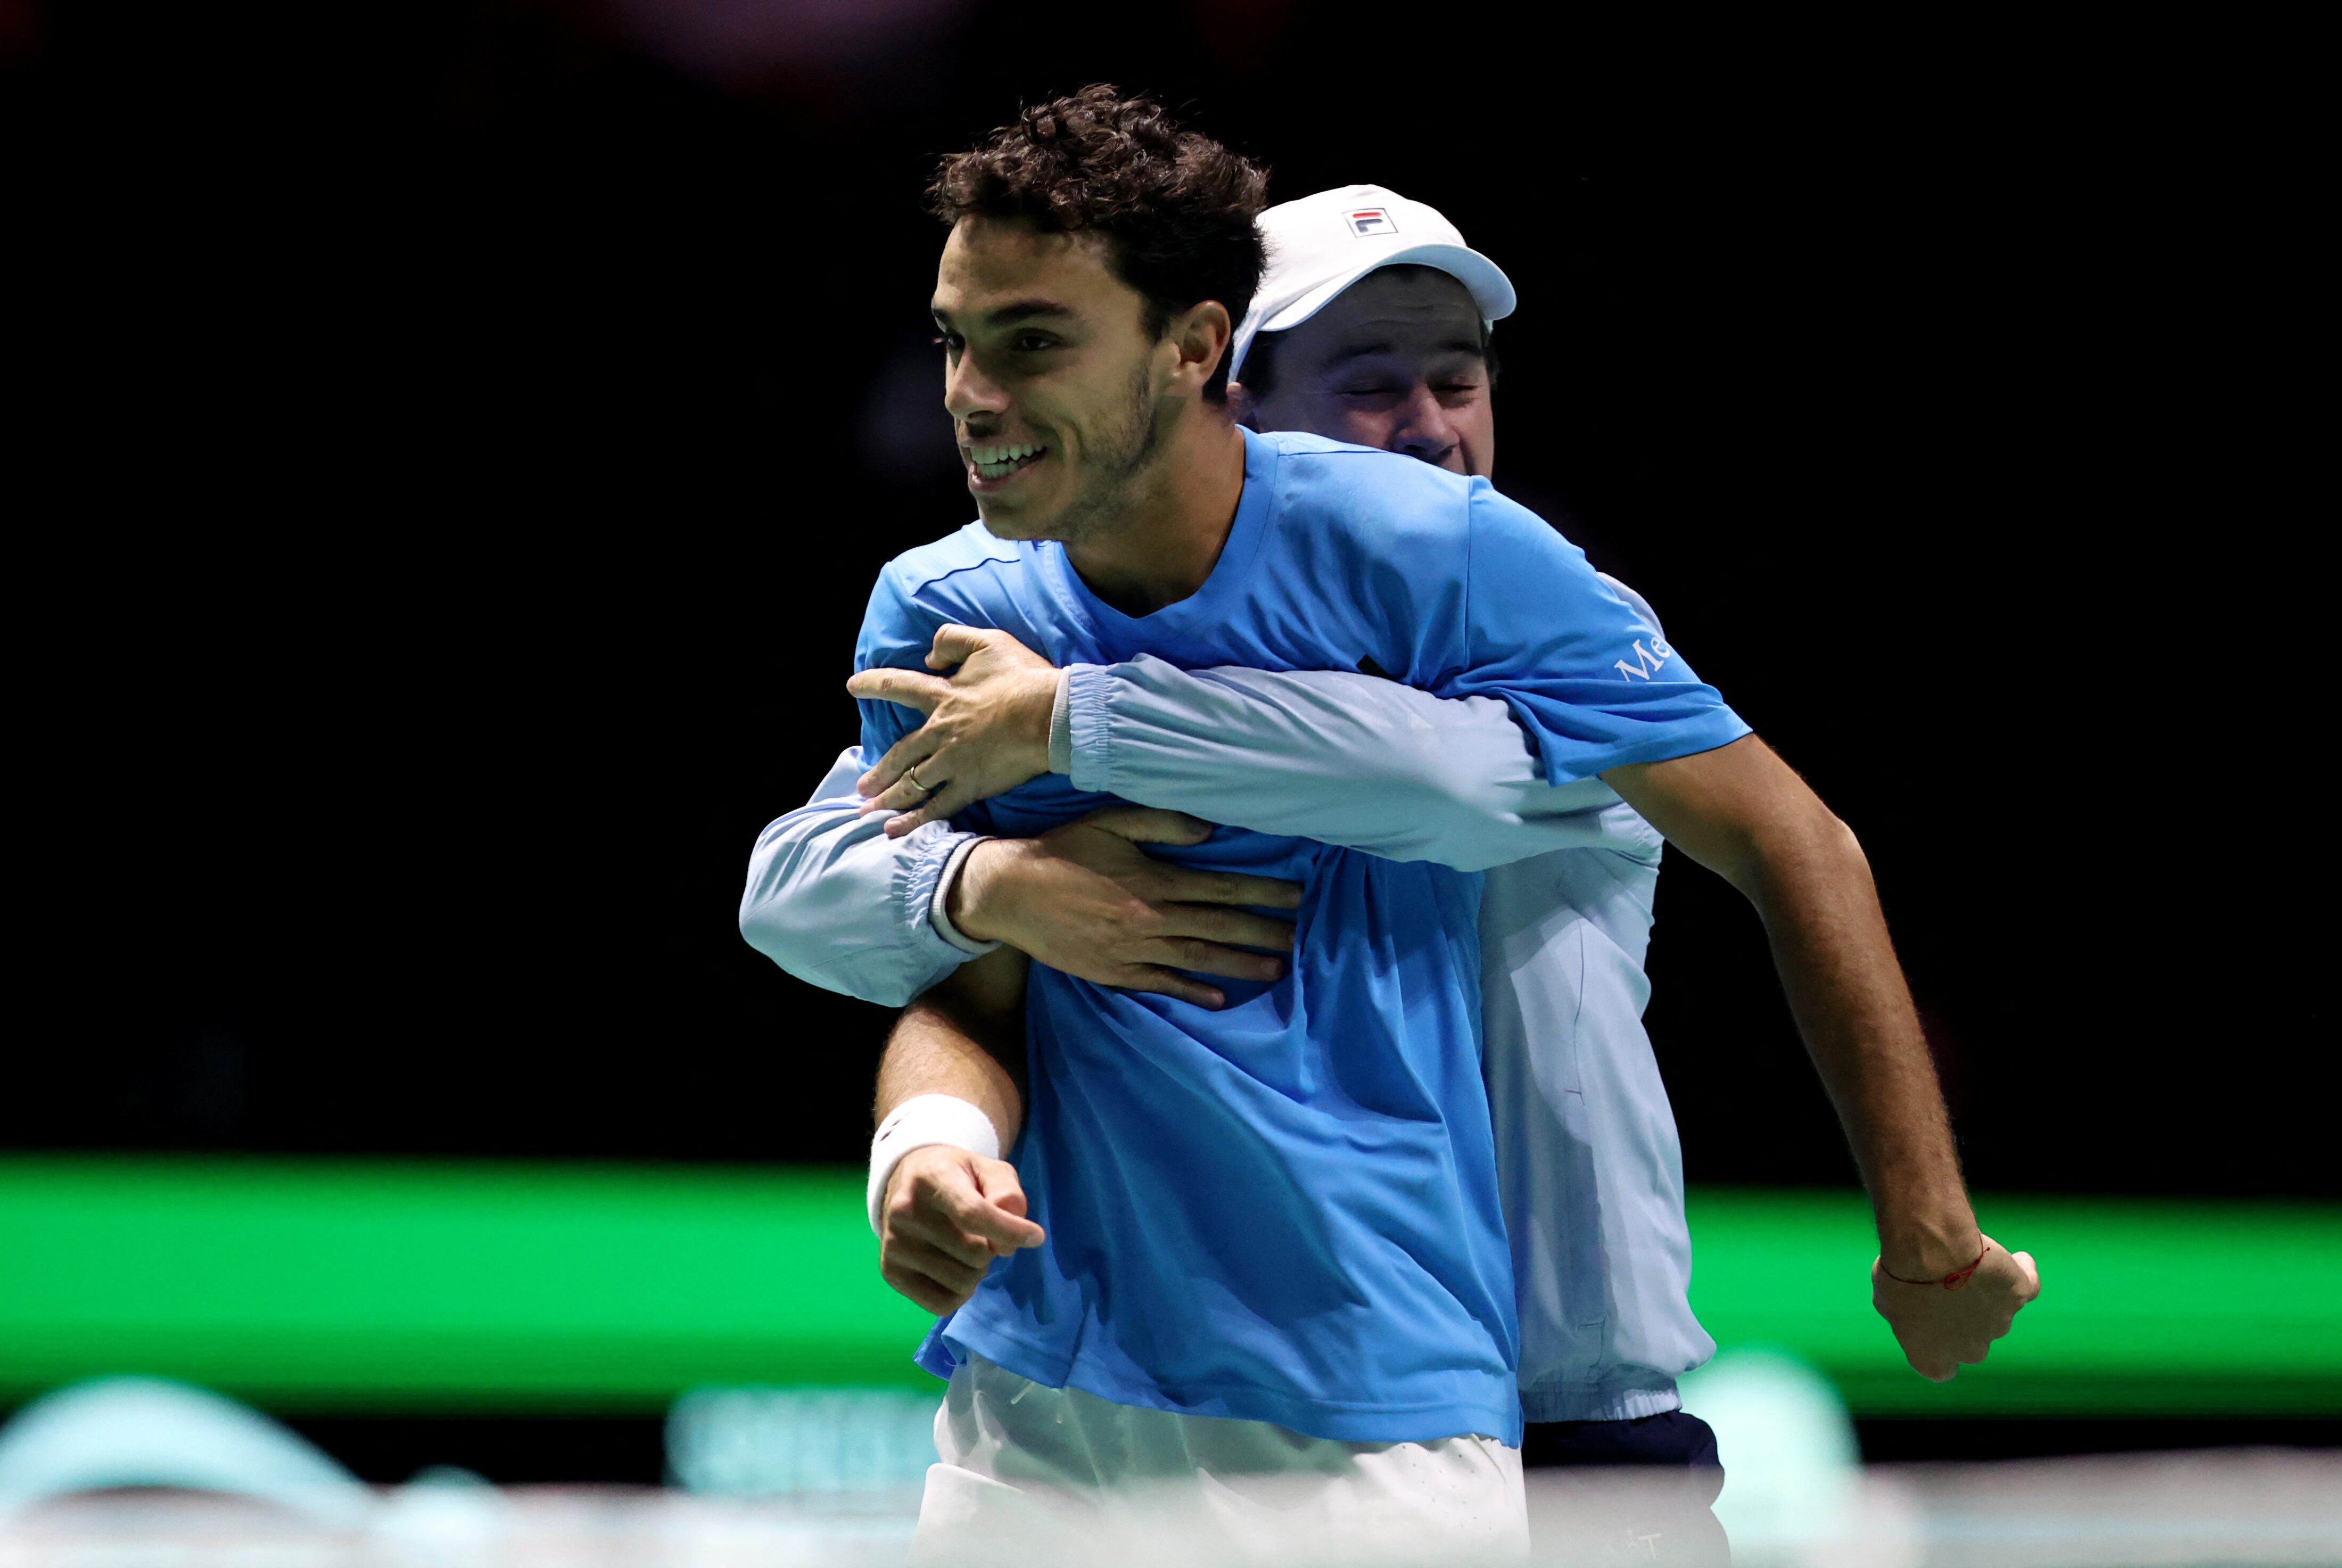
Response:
[1881,1242,1988,1290]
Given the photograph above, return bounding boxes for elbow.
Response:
[734,810,951,1008]
[736,848,835,979]
[739,894,922,1007]
[735,812,852,973]
[736,887,806,969]
[1741,802,1870,904]
[1807,805,1867,873]
[736,894,776,952]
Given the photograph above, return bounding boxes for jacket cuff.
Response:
[897,823,993,967]
[1061,663,1114,795]
[926,835,1001,955]
[1046,668,1075,774]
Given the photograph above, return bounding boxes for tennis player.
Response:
[748,162,2036,1482]
[744,90,2035,1559]
[878,88,1746,1562]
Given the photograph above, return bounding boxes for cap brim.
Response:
[1258,243,1519,338]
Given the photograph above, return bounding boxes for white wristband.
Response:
[867,1094,1002,1236]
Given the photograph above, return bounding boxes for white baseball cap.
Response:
[1231,183,1516,382]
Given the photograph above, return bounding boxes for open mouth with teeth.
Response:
[968,441,1048,484]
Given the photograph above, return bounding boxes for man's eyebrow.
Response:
[930,300,1078,329]
[1326,337,1486,366]
[986,300,1076,327]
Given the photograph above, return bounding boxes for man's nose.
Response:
[945,350,1009,424]
[1387,384,1463,471]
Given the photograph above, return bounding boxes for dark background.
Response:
[7,3,2316,1198]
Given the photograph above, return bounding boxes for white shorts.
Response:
[910,1353,1528,1568]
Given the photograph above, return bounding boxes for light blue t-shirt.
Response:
[853,430,1746,1448]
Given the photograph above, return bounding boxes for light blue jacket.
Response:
[740,587,1713,1423]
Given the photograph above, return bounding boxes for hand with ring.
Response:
[846,625,1061,835]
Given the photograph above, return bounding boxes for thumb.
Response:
[1082,806,1216,846]
[970,1158,1046,1252]
[2010,1249,2042,1300]
[928,623,992,670]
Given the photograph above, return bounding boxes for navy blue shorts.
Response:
[1521,1413,1729,1565]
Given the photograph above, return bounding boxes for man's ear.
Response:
[1165,300,1233,397]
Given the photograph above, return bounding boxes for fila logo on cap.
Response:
[1346,207,1398,236]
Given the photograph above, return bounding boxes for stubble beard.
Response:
[1046,361,1165,547]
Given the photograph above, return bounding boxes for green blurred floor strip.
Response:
[1685,1189,2342,1415]
[0,1157,938,1412]
[4,1157,2337,1416]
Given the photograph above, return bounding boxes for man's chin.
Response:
[972,497,1064,542]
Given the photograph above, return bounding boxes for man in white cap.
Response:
[1228,184,1512,478]
[746,160,2035,1562]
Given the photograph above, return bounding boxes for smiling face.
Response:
[931,216,1185,542]
[1234,265,1496,477]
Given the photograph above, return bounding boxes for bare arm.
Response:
[1603,733,2039,1378]
[872,948,1046,1315]
[875,944,1029,1143]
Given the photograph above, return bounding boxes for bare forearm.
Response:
[873,948,1029,1145]
[1606,738,1980,1278]
[1749,818,1978,1274]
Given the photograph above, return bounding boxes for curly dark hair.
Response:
[929,86,1269,402]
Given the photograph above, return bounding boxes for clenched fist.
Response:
[878,1142,1046,1316]
[1872,1233,2041,1382]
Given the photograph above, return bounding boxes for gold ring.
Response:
[908,765,938,795]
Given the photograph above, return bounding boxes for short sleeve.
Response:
[847,563,1020,839]
[851,567,940,762]
[1440,482,1751,783]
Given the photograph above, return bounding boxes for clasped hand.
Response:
[954,808,1300,1010]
